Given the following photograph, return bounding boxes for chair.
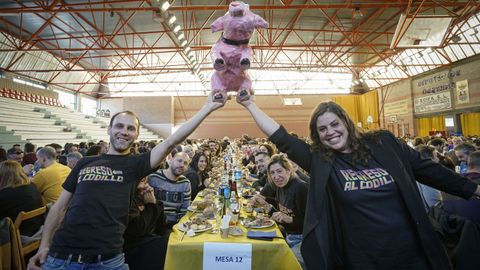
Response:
[0,217,23,270]
[14,206,47,260]
[6,88,13,98]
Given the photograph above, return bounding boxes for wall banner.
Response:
[455,79,470,105]
[414,93,452,113]
[384,100,408,116]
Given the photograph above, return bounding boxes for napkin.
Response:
[246,230,277,240]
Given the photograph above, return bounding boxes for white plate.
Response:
[187,206,200,212]
[242,219,275,229]
[177,222,213,233]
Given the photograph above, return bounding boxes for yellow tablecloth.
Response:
[164,210,302,270]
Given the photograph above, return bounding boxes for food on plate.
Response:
[242,217,274,228]
[202,206,216,219]
[180,216,211,231]
[192,199,214,210]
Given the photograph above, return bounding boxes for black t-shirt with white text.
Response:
[50,153,153,255]
[329,153,429,269]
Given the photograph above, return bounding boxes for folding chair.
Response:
[14,206,47,261]
[0,217,23,270]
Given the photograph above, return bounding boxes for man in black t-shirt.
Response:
[28,92,227,270]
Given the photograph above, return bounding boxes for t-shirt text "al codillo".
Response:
[339,168,394,191]
[77,166,124,183]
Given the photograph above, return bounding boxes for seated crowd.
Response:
[0,93,479,270]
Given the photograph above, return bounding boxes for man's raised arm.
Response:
[149,91,227,169]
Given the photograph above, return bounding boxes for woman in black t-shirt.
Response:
[254,154,307,236]
[236,90,480,270]
[253,154,307,266]
[0,160,44,236]
[184,151,210,200]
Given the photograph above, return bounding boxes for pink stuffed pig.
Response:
[210,1,268,99]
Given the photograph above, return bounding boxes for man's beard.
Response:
[110,136,133,153]
[171,167,184,177]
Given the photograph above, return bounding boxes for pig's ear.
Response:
[211,16,225,32]
[245,4,250,11]
[254,15,268,29]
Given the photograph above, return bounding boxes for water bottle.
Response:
[234,168,242,181]
[223,184,230,200]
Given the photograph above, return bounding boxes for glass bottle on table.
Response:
[230,191,240,215]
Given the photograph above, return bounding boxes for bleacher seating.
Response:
[0,97,87,149]
[0,88,64,107]
[0,92,162,149]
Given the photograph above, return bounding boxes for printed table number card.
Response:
[203,242,252,270]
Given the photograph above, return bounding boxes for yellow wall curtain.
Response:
[332,91,379,130]
[460,112,480,136]
[416,116,446,136]
[358,90,379,129]
[332,95,360,123]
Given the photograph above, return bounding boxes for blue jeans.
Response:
[286,234,302,248]
[42,254,129,270]
[286,234,305,269]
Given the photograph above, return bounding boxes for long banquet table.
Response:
[164,196,302,270]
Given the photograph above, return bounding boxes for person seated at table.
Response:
[124,178,167,270]
[0,160,44,236]
[184,151,211,200]
[258,143,275,157]
[208,140,221,158]
[250,152,271,190]
[414,145,443,212]
[197,144,214,173]
[241,142,257,173]
[182,144,195,159]
[252,154,308,266]
[148,151,191,228]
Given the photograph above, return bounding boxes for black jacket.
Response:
[269,126,478,270]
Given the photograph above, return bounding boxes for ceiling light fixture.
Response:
[173,25,181,33]
[161,1,170,12]
[168,15,176,25]
[154,2,205,91]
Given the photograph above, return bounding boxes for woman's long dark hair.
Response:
[308,101,377,165]
[190,151,209,172]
